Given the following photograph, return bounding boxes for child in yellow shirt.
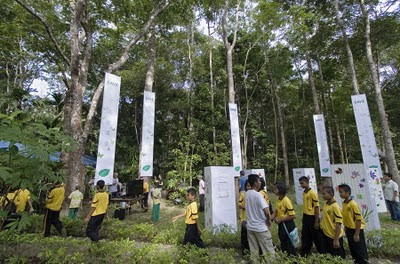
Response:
[172,188,204,248]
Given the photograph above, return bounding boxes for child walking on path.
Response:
[68,186,83,219]
[43,181,65,237]
[152,181,161,223]
[172,188,204,248]
[85,180,109,242]
[320,186,345,259]
[339,184,369,264]
[238,180,250,255]
[271,182,297,256]
[298,176,323,256]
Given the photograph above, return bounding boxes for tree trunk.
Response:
[271,85,279,183]
[305,51,321,114]
[207,21,217,155]
[334,0,360,95]
[360,0,399,184]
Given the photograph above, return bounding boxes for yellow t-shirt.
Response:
[260,190,271,205]
[46,186,65,211]
[185,201,198,224]
[303,188,319,216]
[342,199,365,230]
[238,191,246,222]
[0,191,17,207]
[91,191,109,216]
[321,200,344,239]
[276,196,295,218]
[68,190,83,209]
[143,182,149,193]
[15,189,31,212]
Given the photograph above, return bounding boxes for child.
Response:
[85,180,109,242]
[15,188,34,213]
[172,188,204,248]
[339,184,368,264]
[320,186,345,259]
[238,180,250,255]
[271,182,297,255]
[152,181,161,223]
[259,177,273,215]
[298,176,323,256]
[68,186,83,219]
[44,181,66,237]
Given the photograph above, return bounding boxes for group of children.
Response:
[239,176,369,263]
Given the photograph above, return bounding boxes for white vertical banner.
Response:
[331,164,381,231]
[139,91,156,176]
[95,73,121,185]
[313,114,331,177]
[292,168,318,205]
[352,94,387,212]
[228,103,242,173]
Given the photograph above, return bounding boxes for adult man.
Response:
[239,170,247,192]
[109,173,119,198]
[198,175,205,212]
[383,173,400,221]
[245,174,275,260]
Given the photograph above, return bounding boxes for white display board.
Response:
[204,166,238,234]
[228,103,242,173]
[352,94,386,213]
[244,169,267,191]
[313,114,331,177]
[292,168,318,205]
[331,164,381,231]
[139,91,156,177]
[95,73,121,185]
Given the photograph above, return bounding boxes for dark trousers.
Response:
[301,214,323,256]
[86,214,105,242]
[322,233,345,259]
[142,192,149,209]
[183,224,204,248]
[278,220,297,256]
[43,209,63,237]
[345,228,368,264]
[385,200,400,220]
[241,222,250,255]
[199,194,205,212]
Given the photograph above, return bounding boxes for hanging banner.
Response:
[331,164,381,231]
[292,168,318,205]
[313,114,331,177]
[352,94,387,212]
[139,91,156,177]
[95,73,121,185]
[228,103,242,173]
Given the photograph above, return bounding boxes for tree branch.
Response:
[14,0,70,66]
[82,0,172,143]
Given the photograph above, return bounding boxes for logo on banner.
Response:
[322,168,329,173]
[142,165,151,171]
[98,169,110,177]
[234,166,240,172]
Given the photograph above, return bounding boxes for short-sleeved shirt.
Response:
[384,180,399,202]
[46,186,65,211]
[276,196,295,218]
[245,189,269,232]
[259,190,270,205]
[239,176,248,192]
[68,190,83,209]
[185,201,198,224]
[342,199,365,230]
[199,180,205,195]
[15,189,31,212]
[108,178,119,193]
[153,188,161,205]
[238,191,246,222]
[91,191,109,216]
[0,191,17,207]
[321,200,344,239]
[303,188,319,216]
[143,182,149,193]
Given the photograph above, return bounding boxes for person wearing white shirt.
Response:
[198,175,205,212]
[245,174,275,260]
[383,173,400,221]
[108,173,119,198]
